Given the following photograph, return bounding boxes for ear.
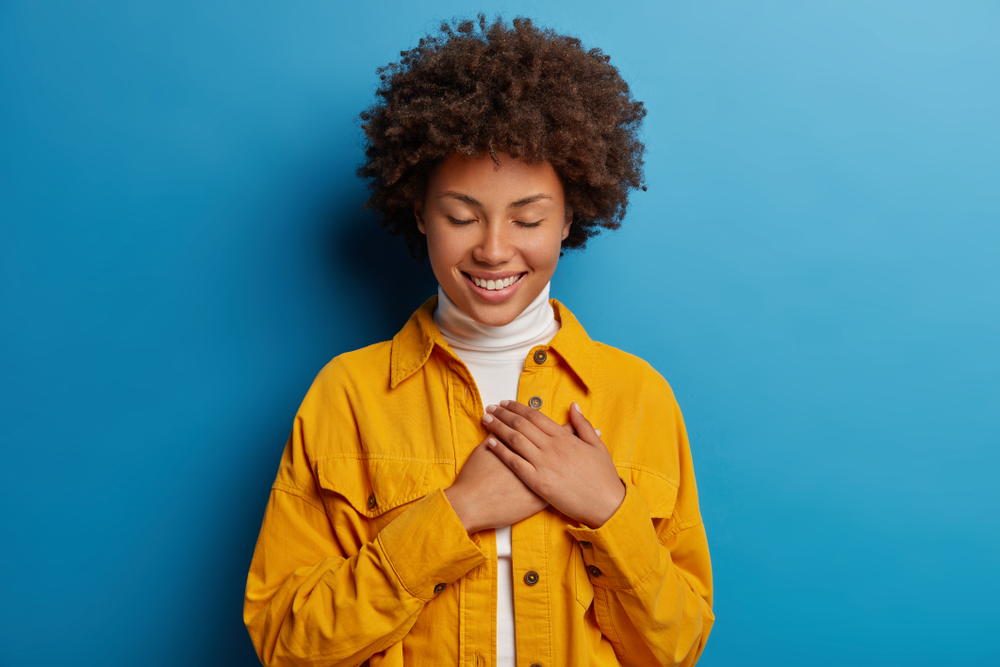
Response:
[414,200,426,235]
[561,207,573,241]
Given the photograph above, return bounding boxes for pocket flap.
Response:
[620,465,679,519]
[317,457,433,517]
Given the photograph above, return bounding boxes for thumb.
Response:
[570,402,601,446]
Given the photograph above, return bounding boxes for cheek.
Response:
[523,232,564,270]
[425,226,467,270]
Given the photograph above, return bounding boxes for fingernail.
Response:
[572,402,581,413]
[500,400,509,407]
[595,429,602,437]
[488,438,498,447]
[486,404,497,413]
[482,413,494,423]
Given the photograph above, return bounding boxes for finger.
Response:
[487,403,552,447]
[482,409,542,460]
[487,437,537,485]
[498,399,563,437]
[569,402,602,446]
[561,421,578,436]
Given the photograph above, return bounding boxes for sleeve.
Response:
[566,381,714,667]
[243,376,487,667]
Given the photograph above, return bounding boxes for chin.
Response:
[467,304,520,327]
[443,274,546,327]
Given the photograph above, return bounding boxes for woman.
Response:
[244,16,713,667]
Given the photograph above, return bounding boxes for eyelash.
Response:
[447,218,541,228]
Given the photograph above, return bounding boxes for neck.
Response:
[435,282,556,351]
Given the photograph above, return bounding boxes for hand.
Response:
[482,401,625,528]
[444,435,549,534]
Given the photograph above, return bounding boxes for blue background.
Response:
[1,1,997,665]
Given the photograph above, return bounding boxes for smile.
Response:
[468,274,524,291]
[462,272,527,302]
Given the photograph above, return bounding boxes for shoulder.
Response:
[552,298,675,403]
[300,340,394,410]
[590,340,678,406]
[287,341,396,461]
[318,340,393,383]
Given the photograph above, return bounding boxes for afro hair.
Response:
[357,15,647,258]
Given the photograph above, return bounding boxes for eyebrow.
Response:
[509,194,553,208]
[438,191,553,208]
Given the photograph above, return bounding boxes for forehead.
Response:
[427,153,564,205]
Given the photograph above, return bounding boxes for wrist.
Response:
[581,478,626,529]
[444,485,482,534]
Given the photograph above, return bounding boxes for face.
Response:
[415,152,572,327]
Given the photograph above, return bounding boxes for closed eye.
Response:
[516,221,542,228]
[448,217,475,225]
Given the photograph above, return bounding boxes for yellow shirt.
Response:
[244,297,714,667]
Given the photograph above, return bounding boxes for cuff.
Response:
[376,487,488,601]
[565,479,661,589]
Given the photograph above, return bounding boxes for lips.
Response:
[462,272,526,302]
[468,273,523,291]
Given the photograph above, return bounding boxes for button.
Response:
[367,493,377,509]
[528,396,543,409]
[530,663,542,667]
[588,565,602,577]
[533,349,547,364]
[579,540,592,548]
[523,570,539,586]
[433,583,446,594]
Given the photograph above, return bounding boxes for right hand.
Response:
[444,434,549,534]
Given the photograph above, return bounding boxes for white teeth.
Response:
[471,274,522,290]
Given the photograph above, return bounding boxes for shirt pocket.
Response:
[316,457,447,537]
[627,465,680,522]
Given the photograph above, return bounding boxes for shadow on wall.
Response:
[206,195,438,666]
[329,199,438,341]
[210,418,298,667]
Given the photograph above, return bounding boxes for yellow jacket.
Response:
[244,297,714,667]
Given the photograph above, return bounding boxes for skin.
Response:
[420,152,625,533]
[482,401,623,529]
[414,152,572,328]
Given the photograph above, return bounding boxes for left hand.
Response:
[482,400,625,528]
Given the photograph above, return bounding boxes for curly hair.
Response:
[357,15,647,259]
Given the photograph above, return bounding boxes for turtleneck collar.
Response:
[434,282,558,352]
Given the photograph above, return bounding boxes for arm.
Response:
[565,419,714,666]
[484,392,714,666]
[243,422,487,667]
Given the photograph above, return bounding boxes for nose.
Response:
[472,221,514,265]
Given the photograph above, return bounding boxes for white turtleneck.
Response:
[434,282,560,667]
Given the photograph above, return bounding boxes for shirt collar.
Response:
[434,281,555,351]
[390,295,597,391]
